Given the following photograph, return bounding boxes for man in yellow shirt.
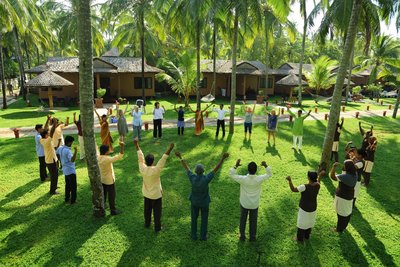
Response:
[97,142,124,215]
[40,119,60,195]
[134,139,174,232]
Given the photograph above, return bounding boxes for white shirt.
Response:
[213,108,229,120]
[229,166,273,209]
[153,108,165,120]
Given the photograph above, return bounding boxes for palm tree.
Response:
[0,38,6,109]
[76,0,105,217]
[156,50,197,107]
[297,0,308,106]
[319,0,363,171]
[377,58,400,118]
[305,55,338,96]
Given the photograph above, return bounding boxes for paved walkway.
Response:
[0,106,391,138]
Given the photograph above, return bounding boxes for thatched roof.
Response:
[26,57,163,74]
[278,63,313,74]
[102,48,120,57]
[200,60,285,75]
[276,73,307,86]
[26,70,74,87]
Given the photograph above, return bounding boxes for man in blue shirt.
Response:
[35,123,48,182]
[175,151,229,241]
[57,136,78,204]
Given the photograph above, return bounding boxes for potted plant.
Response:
[95,88,106,108]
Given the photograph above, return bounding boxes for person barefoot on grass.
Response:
[132,105,145,141]
[330,160,357,233]
[35,118,50,182]
[174,104,185,136]
[265,104,279,144]
[345,147,365,206]
[189,104,212,136]
[175,151,229,240]
[331,118,344,163]
[57,136,78,204]
[95,108,113,153]
[134,139,174,232]
[359,122,373,154]
[243,102,256,139]
[287,108,311,151]
[117,102,130,143]
[362,136,377,186]
[286,171,323,242]
[152,102,165,139]
[97,142,124,216]
[212,104,230,138]
[229,159,272,242]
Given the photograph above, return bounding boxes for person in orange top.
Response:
[40,117,60,195]
[189,104,212,136]
[95,108,113,153]
[97,142,124,215]
[134,139,174,232]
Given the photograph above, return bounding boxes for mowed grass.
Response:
[0,117,399,266]
[0,94,397,128]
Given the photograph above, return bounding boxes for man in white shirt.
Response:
[212,104,229,138]
[152,102,165,139]
[229,159,272,242]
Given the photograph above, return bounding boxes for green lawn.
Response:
[0,117,399,266]
[1,94,397,128]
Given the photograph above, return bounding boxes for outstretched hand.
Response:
[286,176,291,182]
[175,151,182,159]
[235,159,241,168]
[261,161,268,167]
[332,162,339,168]
[222,152,229,159]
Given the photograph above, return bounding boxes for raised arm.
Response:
[134,139,140,151]
[287,108,295,117]
[162,105,166,113]
[44,115,51,130]
[73,112,77,124]
[286,176,299,192]
[317,170,325,183]
[124,102,129,114]
[252,102,256,114]
[202,104,212,113]
[49,121,58,138]
[359,122,365,136]
[212,152,229,173]
[339,117,344,129]
[330,162,339,181]
[165,143,175,155]
[71,146,78,162]
[304,110,312,118]
[173,104,177,113]
[65,117,69,127]
[94,109,101,122]
[175,151,190,171]
[264,103,268,114]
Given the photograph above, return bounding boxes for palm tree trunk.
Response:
[13,27,27,100]
[140,8,146,102]
[345,48,354,105]
[264,13,269,98]
[229,11,239,134]
[196,21,201,110]
[212,22,217,96]
[0,37,7,109]
[392,88,400,118]
[363,18,371,56]
[319,0,362,172]
[298,0,307,106]
[24,40,32,79]
[76,0,105,218]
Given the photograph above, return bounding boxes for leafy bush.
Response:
[96,88,106,98]
[352,86,362,94]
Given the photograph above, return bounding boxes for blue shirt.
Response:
[267,114,278,130]
[56,146,76,175]
[132,110,145,126]
[35,133,45,157]
[187,170,215,207]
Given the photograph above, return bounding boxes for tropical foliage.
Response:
[305,55,338,95]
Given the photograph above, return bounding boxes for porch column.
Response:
[96,73,100,89]
[118,75,121,98]
[48,87,53,109]
[243,75,247,97]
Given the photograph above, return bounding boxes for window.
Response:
[260,77,273,89]
[134,77,152,89]
[199,78,207,88]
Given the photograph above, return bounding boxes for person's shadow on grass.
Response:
[293,149,311,166]
[240,137,254,154]
[263,142,281,159]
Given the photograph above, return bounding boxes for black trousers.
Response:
[337,214,352,232]
[38,156,48,181]
[240,205,258,241]
[191,205,209,240]
[178,127,184,135]
[331,151,339,162]
[297,228,312,241]
[216,120,225,137]
[144,197,162,231]
[103,183,116,212]
[65,174,77,203]
[46,161,59,194]
[363,172,371,186]
[153,119,162,138]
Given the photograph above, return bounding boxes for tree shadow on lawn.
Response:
[0,184,106,266]
[350,208,396,266]
[0,179,39,208]
[0,111,55,120]
[0,138,37,168]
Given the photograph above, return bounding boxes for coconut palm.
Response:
[319,0,363,171]
[76,0,105,217]
[377,58,400,118]
[305,55,338,96]
[156,50,197,107]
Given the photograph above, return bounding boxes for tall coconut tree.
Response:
[0,38,6,109]
[76,0,105,217]
[319,0,363,171]
[297,0,308,106]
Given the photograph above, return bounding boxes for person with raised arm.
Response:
[132,105,145,141]
[189,104,212,136]
[134,139,174,232]
[95,107,113,153]
[212,104,230,138]
[152,102,165,139]
[331,118,345,162]
[362,136,377,186]
[97,142,125,215]
[229,159,273,242]
[117,101,130,143]
[175,151,229,240]
[174,104,185,136]
[359,122,373,154]
[35,116,50,182]
[243,101,256,139]
[73,112,85,160]
[57,136,78,204]
[287,108,311,151]
[264,104,279,144]
[286,171,324,242]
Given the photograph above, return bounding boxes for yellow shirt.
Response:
[40,137,58,164]
[137,150,168,199]
[97,153,123,185]
[51,124,66,147]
